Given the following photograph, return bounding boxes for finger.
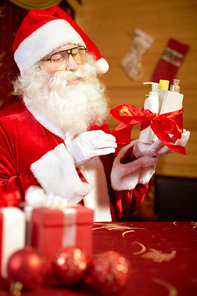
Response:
[157,145,173,155]
[97,140,117,149]
[175,131,190,147]
[149,138,164,151]
[100,134,117,142]
[94,147,116,156]
[168,135,177,143]
[91,130,116,142]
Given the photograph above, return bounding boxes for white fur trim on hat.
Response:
[14,19,86,76]
[95,58,109,74]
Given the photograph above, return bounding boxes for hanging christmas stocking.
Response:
[152,38,189,84]
[120,28,154,81]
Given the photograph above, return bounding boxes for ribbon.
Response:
[0,191,21,208]
[25,186,70,209]
[110,122,133,148]
[62,208,77,247]
[110,104,186,155]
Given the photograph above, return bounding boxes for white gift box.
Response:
[0,207,25,278]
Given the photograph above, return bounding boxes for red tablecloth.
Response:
[1,222,197,296]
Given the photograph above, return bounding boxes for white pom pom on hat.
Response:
[13,6,109,76]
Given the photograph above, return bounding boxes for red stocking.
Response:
[152,38,189,85]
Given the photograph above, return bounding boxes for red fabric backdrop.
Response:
[0,0,75,111]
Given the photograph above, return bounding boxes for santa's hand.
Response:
[66,130,117,165]
[133,129,190,158]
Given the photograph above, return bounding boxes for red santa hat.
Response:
[13,6,109,76]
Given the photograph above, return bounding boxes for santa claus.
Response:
[0,6,189,221]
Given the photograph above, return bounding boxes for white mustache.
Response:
[52,61,97,83]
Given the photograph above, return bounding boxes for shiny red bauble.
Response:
[85,250,132,294]
[7,246,47,290]
[52,248,88,286]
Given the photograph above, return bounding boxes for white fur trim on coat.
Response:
[111,140,160,191]
[30,143,92,204]
[79,157,112,222]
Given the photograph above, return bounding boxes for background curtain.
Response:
[0,0,77,111]
[8,0,62,10]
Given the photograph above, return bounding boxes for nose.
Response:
[66,55,79,71]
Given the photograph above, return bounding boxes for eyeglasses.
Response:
[41,46,87,71]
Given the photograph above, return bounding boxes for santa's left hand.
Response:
[133,129,190,158]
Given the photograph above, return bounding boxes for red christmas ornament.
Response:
[52,248,88,286]
[7,246,47,290]
[85,251,132,294]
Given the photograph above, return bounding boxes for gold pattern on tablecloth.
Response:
[142,249,176,262]
[152,277,178,296]
[93,223,145,237]
[132,241,147,255]
[93,223,196,264]
[132,241,176,262]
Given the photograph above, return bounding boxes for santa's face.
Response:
[14,50,109,138]
[40,43,83,85]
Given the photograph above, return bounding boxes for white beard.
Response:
[14,55,109,139]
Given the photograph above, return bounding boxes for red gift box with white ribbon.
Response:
[24,204,94,273]
[0,207,25,278]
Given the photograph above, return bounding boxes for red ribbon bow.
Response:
[0,191,21,208]
[110,104,186,155]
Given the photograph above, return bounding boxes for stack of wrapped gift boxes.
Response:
[0,186,94,279]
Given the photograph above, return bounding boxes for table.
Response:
[1,222,197,296]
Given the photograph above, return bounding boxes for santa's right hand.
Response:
[133,129,190,158]
[66,130,117,166]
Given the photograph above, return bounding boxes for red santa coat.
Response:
[0,100,158,221]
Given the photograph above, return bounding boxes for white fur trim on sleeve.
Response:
[30,144,92,204]
[111,141,159,191]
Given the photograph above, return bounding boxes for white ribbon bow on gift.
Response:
[25,186,72,209]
